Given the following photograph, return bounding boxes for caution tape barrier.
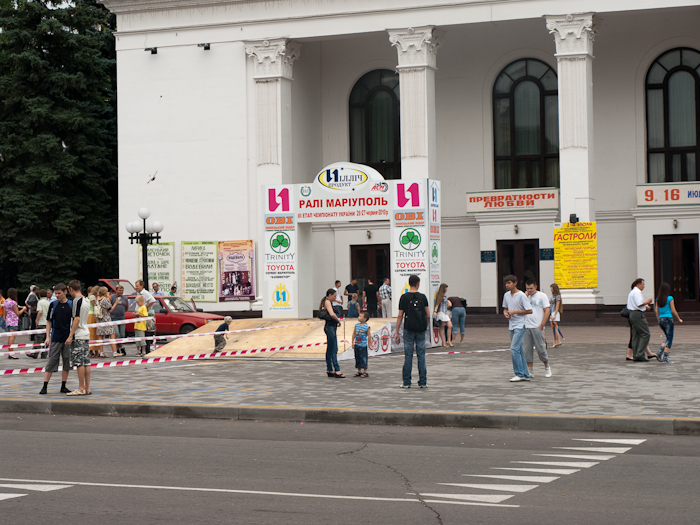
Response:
[0,317,155,338]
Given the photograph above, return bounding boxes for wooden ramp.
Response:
[148,318,391,359]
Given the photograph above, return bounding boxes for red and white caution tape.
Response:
[1,342,330,375]
[0,317,155,338]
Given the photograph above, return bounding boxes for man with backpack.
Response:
[394,274,430,389]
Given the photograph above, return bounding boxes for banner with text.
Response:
[218,240,255,302]
[428,180,441,314]
[467,188,559,213]
[554,222,598,289]
[264,185,297,315]
[636,182,700,207]
[138,242,175,291]
[181,241,218,303]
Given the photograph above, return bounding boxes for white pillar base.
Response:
[560,288,603,305]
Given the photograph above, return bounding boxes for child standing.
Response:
[347,293,359,318]
[133,295,148,356]
[352,312,371,378]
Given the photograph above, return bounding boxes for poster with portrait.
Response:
[218,240,255,302]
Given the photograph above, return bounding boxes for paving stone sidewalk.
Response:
[1,340,699,419]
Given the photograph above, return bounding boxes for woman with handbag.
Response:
[433,283,453,347]
[95,287,117,357]
[320,289,344,378]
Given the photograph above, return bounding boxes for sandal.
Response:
[66,390,87,396]
[333,372,346,378]
[360,372,369,378]
[353,372,363,377]
[326,371,335,377]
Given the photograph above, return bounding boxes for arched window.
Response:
[646,48,700,182]
[493,59,559,189]
[349,69,401,179]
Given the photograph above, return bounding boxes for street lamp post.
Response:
[126,208,164,289]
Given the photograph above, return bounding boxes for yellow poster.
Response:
[553,222,598,289]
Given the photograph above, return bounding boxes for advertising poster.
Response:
[554,222,598,289]
[218,240,255,302]
[181,241,218,302]
[137,242,175,291]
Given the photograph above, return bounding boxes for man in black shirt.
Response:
[344,279,359,302]
[213,316,233,352]
[40,283,75,395]
[394,275,430,388]
[363,278,380,318]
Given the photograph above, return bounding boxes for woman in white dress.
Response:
[433,283,453,347]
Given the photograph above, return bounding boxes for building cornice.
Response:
[473,210,559,225]
[631,206,700,219]
[596,210,634,222]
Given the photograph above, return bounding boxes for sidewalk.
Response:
[1,326,698,435]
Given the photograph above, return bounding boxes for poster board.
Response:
[218,240,255,302]
[181,241,218,302]
[553,222,598,289]
[137,242,175,292]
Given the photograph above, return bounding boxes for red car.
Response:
[99,279,224,334]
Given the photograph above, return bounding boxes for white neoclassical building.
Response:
[102,0,700,318]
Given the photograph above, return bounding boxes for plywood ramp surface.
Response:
[148,318,391,359]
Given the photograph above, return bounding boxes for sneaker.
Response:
[419,385,428,389]
[400,384,411,389]
[522,376,531,381]
[662,353,672,364]
[510,376,525,382]
[60,386,71,394]
[545,365,552,378]
[528,369,534,378]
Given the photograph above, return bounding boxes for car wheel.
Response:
[179,324,196,334]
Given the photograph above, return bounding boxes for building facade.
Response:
[101,0,700,315]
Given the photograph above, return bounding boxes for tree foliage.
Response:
[0,0,117,295]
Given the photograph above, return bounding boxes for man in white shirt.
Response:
[627,278,652,361]
[66,280,92,395]
[523,280,552,378]
[379,278,392,318]
[332,280,343,318]
[502,275,532,382]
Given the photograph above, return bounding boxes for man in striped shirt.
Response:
[379,278,392,318]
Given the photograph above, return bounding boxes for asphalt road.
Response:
[0,415,698,524]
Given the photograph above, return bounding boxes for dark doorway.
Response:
[350,244,390,297]
[654,235,700,311]
[497,239,540,303]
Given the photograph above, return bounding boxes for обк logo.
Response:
[268,188,290,212]
[318,167,368,191]
[272,283,290,307]
[270,232,291,254]
[399,228,421,250]
[397,183,420,208]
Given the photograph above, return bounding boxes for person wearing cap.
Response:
[213,316,233,352]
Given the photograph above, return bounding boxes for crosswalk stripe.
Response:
[554,447,631,454]
[0,484,72,492]
[420,493,514,503]
[0,494,27,501]
[464,474,559,483]
[514,461,598,468]
[572,438,646,445]
[492,467,581,475]
[533,453,615,461]
[421,499,519,508]
[438,483,537,493]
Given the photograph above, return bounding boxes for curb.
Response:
[1,399,698,436]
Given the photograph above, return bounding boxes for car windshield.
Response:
[104,280,137,294]
[162,297,195,313]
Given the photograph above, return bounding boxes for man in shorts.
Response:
[40,284,73,395]
[66,280,91,395]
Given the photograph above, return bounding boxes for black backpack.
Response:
[403,293,427,332]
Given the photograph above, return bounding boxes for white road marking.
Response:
[514,461,598,468]
[554,447,631,454]
[0,477,490,506]
[492,467,581,475]
[420,493,514,503]
[0,484,72,492]
[572,438,646,445]
[533,453,615,461]
[0,494,27,501]
[421,499,519,508]
[464,474,558,483]
[438,483,537,493]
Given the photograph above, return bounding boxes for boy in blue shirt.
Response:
[352,312,371,378]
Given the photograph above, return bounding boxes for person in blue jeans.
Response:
[352,312,371,377]
[321,289,344,378]
[394,274,430,389]
[655,282,683,363]
[502,275,532,382]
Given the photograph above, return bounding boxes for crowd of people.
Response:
[319,273,680,388]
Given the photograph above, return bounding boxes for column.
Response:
[388,26,444,179]
[546,13,596,222]
[244,38,301,184]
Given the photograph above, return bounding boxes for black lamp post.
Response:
[126,208,164,289]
